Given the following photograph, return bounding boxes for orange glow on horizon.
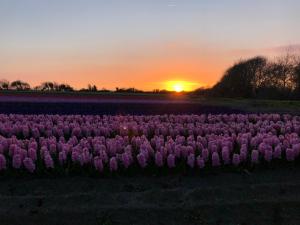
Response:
[5,38,284,91]
[0,40,232,91]
[165,80,201,92]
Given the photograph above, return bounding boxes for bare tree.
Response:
[293,57,300,97]
[273,53,295,89]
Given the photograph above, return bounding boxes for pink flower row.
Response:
[0,113,299,173]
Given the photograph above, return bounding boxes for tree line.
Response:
[0,80,75,92]
[0,80,172,94]
[196,53,300,99]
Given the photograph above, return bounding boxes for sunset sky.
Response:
[1,0,300,91]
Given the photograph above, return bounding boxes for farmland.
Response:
[0,93,300,225]
[1,91,300,114]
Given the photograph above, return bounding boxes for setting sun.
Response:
[165,80,200,92]
[173,83,184,92]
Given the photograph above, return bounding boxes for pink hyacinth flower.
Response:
[167,154,176,168]
[8,144,17,157]
[77,154,84,166]
[258,143,266,154]
[196,156,205,169]
[273,145,282,159]
[23,157,35,173]
[292,144,300,157]
[58,151,67,165]
[71,150,79,162]
[251,150,259,164]
[121,152,131,169]
[94,156,104,172]
[44,154,54,169]
[49,143,56,154]
[0,144,4,154]
[187,154,195,168]
[181,146,188,158]
[240,145,248,161]
[174,145,181,158]
[211,152,220,167]
[12,154,22,169]
[155,151,164,167]
[109,157,118,172]
[137,153,147,168]
[232,154,240,166]
[82,150,91,165]
[100,150,108,163]
[0,154,6,170]
[28,148,37,161]
[264,150,272,162]
[286,148,295,161]
[221,147,230,164]
[202,148,209,162]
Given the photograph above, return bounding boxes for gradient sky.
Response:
[1,0,300,90]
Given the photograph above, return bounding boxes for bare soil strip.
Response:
[1,166,300,225]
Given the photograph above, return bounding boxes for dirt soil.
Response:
[1,166,300,225]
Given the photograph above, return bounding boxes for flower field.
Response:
[0,113,299,175]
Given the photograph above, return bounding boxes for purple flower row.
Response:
[0,113,299,174]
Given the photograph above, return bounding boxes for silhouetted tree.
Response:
[57,84,74,92]
[10,80,30,90]
[37,82,58,91]
[293,61,300,97]
[99,88,110,92]
[88,84,97,92]
[115,87,143,93]
[0,80,10,90]
[212,56,267,98]
[209,54,300,99]
[193,87,211,96]
[272,54,295,89]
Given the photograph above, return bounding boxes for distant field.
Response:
[191,97,300,114]
[0,90,185,102]
[0,91,234,115]
[0,91,300,114]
